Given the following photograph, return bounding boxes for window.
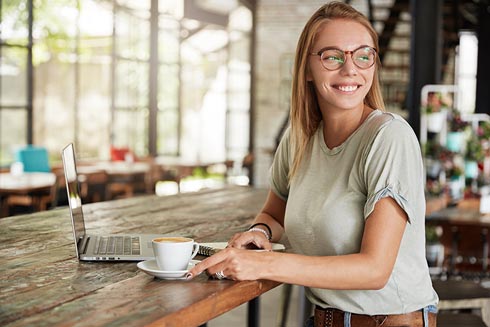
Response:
[0,0,32,166]
[0,0,253,167]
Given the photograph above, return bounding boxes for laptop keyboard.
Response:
[94,236,141,255]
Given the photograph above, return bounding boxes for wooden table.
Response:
[0,172,57,217]
[0,172,56,194]
[426,204,490,227]
[0,186,280,327]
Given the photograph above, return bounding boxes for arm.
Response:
[227,190,286,250]
[188,197,407,290]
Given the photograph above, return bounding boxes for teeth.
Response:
[337,85,357,92]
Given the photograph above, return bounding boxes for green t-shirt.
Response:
[270,109,439,314]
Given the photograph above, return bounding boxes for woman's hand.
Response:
[227,229,273,251]
[186,247,272,281]
[186,229,272,280]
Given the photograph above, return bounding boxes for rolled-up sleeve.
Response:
[363,119,425,224]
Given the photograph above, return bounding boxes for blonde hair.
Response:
[289,1,385,181]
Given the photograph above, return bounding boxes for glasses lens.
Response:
[352,47,376,69]
[320,49,344,70]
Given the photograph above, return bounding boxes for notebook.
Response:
[61,143,162,261]
[198,242,286,256]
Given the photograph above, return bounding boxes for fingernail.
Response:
[185,273,193,280]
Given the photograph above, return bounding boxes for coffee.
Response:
[153,237,191,243]
[152,237,199,271]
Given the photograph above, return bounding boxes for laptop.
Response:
[61,143,161,261]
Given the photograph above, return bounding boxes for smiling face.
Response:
[308,18,376,114]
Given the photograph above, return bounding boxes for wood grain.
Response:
[0,186,279,327]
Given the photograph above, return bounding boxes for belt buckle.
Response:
[372,315,388,326]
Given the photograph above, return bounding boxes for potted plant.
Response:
[465,133,484,179]
[423,92,450,132]
[446,164,465,202]
[478,121,490,178]
[425,225,444,273]
[446,110,468,153]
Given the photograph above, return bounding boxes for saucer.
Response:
[137,259,199,280]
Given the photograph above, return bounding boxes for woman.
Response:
[187,2,438,326]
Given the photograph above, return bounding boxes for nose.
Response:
[339,55,358,76]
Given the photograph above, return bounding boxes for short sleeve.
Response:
[363,118,425,223]
[269,128,291,201]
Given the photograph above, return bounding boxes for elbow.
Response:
[366,269,391,290]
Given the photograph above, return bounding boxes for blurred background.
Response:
[1,0,489,201]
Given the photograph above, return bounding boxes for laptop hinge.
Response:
[79,236,90,255]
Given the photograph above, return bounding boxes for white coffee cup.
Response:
[152,237,199,271]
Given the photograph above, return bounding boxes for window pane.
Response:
[33,52,76,155]
[78,62,111,159]
[158,64,179,109]
[0,47,28,106]
[159,0,183,18]
[113,108,149,157]
[159,17,180,63]
[227,111,249,160]
[1,0,29,45]
[157,110,178,155]
[117,0,150,11]
[115,60,148,107]
[115,10,150,60]
[0,109,27,166]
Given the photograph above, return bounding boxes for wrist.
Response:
[248,223,272,241]
[248,227,271,241]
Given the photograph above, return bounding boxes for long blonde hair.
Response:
[289,1,385,180]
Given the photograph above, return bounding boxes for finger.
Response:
[227,232,253,249]
[186,249,231,279]
[228,233,259,249]
[241,231,273,251]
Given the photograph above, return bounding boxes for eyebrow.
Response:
[313,45,375,55]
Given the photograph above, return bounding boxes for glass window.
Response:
[0,109,28,165]
[1,47,28,107]
[113,108,149,157]
[1,0,254,175]
[158,64,179,109]
[159,17,180,63]
[2,0,30,45]
[114,60,149,108]
[157,110,178,155]
[456,32,478,113]
[159,0,183,19]
[115,9,150,60]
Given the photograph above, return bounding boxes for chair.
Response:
[3,172,63,216]
[110,146,135,162]
[15,145,51,172]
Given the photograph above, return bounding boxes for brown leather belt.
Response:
[314,306,437,327]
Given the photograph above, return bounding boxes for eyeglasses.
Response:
[310,46,377,71]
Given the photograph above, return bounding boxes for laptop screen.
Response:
[61,144,86,254]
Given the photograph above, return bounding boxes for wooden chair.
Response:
[3,172,63,216]
[79,170,108,203]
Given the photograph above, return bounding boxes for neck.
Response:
[322,105,373,149]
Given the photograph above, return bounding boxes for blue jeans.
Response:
[304,305,438,327]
